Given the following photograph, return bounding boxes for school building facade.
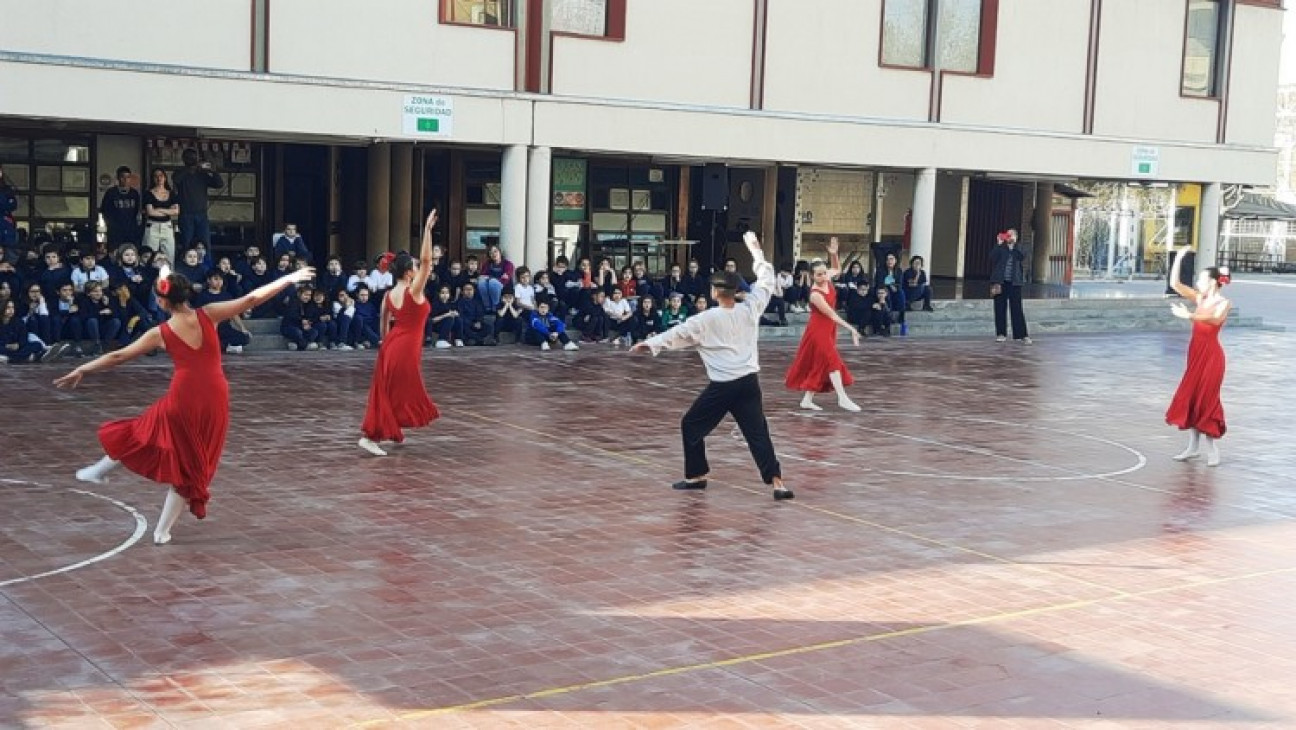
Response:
[0,0,1284,282]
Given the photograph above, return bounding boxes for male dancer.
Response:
[631,231,791,500]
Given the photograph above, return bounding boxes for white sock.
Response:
[1203,436,1220,467]
[76,455,120,484]
[1173,429,1201,461]
[829,371,859,411]
[799,392,821,411]
[154,488,186,545]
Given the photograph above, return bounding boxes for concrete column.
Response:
[872,171,884,244]
[909,167,937,267]
[389,143,414,252]
[500,144,528,264]
[1031,183,1054,282]
[525,145,552,272]
[1199,182,1222,269]
[365,143,392,259]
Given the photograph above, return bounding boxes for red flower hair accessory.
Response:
[156,277,171,296]
[377,252,396,274]
[996,232,1010,243]
[1218,266,1231,286]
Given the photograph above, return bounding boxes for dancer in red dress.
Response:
[1164,246,1231,467]
[785,236,862,411]
[55,264,315,544]
[358,210,440,456]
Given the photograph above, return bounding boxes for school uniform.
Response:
[333,299,361,347]
[455,295,489,344]
[195,289,251,350]
[0,317,43,362]
[874,265,907,323]
[493,303,524,340]
[305,301,337,346]
[603,297,633,337]
[280,299,319,349]
[19,298,52,345]
[109,295,154,344]
[315,271,347,299]
[352,299,382,346]
[241,271,278,318]
[903,267,933,310]
[868,292,895,336]
[428,297,465,343]
[71,265,110,293]
[642,252,783,488]
[80,292,123,350]
[629,308,665,343]
[989,243,1030,340]
[576,299,610,341]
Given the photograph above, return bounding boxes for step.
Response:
[752,315,1268,340]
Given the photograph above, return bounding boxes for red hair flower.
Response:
[1218,266,1231,286]
[156,278,171,296]
[376,252,396,274]
[996,232,1010,243]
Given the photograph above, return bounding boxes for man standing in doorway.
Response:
[173,148,224,250]
[99,166,141,247]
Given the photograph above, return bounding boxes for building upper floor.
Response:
[1,0,1283,148]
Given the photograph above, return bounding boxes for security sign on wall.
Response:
[402,94,454,137]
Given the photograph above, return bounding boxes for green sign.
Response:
[416,118,439,133]
[552,158,587,222]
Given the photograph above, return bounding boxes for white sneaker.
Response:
[1021,337,1033,346]
[287,342,299,351]
[0,355,7,364]
[338,344,354,351]
[454,339,464,347]
[306,342,319,351]
[358,437,387,456]
[995,336,1006,343]
[564,341,579,351]
[435,340,452,349]
[232,345,244,354]
[541,342,551,351]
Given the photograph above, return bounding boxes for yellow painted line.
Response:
[352,564,1296,727]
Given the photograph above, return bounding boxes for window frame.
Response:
[1179,0,1227,99]
[438,0,519,31]
[877,0,998,77]
[548,0,626,41]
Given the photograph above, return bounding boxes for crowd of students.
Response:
[0,235,938,363]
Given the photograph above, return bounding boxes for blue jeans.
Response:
[177,213,212,250]
[478,276,503,309]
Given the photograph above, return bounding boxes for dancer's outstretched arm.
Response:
[1168,247,1198,303]
[743,231,775,319]
[202,267,316,324]
[53,326,164,389]
[409,210,438,304]
[809,289,861,346]
[1172,297,1231,325]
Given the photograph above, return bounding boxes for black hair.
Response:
[391,253,416,280]
[555,256,569,266]
[910,255,925,266]
[182,148,199,166]
[710,272,742,291]
[1202,267,1227,285]
[159,272,195,308]
[116,166,132,177]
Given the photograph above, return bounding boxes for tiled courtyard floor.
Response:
[3,329,1295,729]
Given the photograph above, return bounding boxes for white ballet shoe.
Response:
[837,398,861,412]
[358,437,388,456]
[75,467,109,485]
[1204,437,1221,467]
[799,394,822,411]
[1172,448,1200,461]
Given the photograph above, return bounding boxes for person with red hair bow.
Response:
[1165,247,1232,467]
[54,262,315,545]
[358,211,441,457]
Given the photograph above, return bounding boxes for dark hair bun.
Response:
[160,273,194,307]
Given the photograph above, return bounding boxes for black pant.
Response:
[993,283,1029,338]
[681,373,781,485]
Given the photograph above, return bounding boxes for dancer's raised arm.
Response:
[203,267,315,324]
[409,210,438,303]
[1168,247,1198,303]
[826,236,843,278]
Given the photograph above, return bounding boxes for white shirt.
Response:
[71,266,109,292]
[603,298,631,319]
[366,270,393,292]
[346,274,366,293]
[645,253,775,382]
[514,282,537,310]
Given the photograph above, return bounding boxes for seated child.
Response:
[427,284,465,349]
[524,301,578,351]
[455,281,490,345]
[629,294,664,344]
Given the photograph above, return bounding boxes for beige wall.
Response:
[550,0,751,107]
[1092,0,1217,144]
[0,0,250,71]
[880,173,915,239]
[941,0,1089,133]
[269,0,515,90]
[762,0,929,121]
[1226,4,1282,147]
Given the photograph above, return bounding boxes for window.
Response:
[552,0,606,36]
[1182,0,1223,97]
[880,0,996,74]
[444,0,515,28]
[0,136,93,237]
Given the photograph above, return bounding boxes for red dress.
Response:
[785,284,853,393]
[1165,319,1227,439]
[361,289,439,442]
[98,309,229,518]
